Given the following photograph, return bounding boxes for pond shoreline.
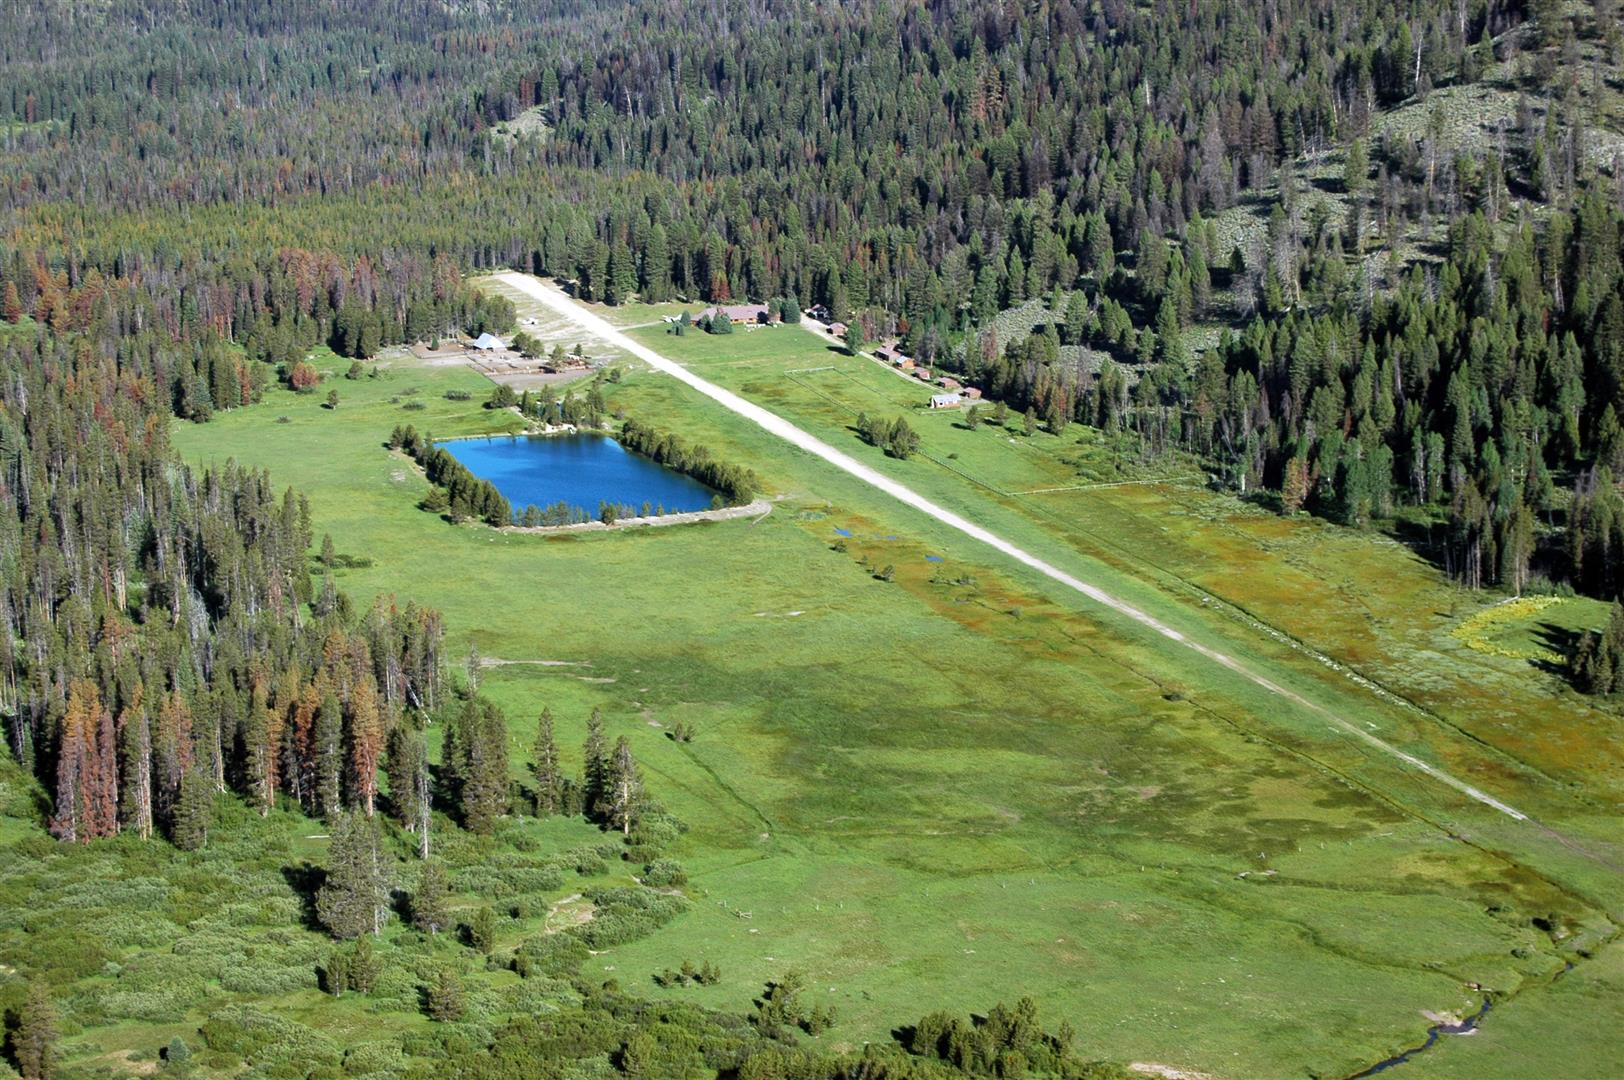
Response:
[433,421,598,444]
[500,497,771,535]
[438,428,725,520]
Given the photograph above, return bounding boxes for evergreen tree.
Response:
[348,935,381,994]
[1574,603,1624,695]
[315,690,343,818]
[116,698,154,841]
[531,707,562,815]
[348,678,386,817]
[469,906,497,953]
[386,726,427,832]
[581,707,610,820]
[885,417,920,459]
[606,736,646,836]
[459,698,509,834]
[13,982,58,1080]
[411,861,451,934]
[607,241,637,305]
[842,320,865,355]
[1062,290,1089,346]
[425,968,465,1022]
[316,810,391,940]
[643,224,671,301]
[171,767,215,852]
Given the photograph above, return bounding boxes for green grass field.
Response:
[158,297,1624,1079]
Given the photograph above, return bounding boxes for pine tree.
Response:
[459,698,509,834]
[316,810,391,940]
[349,677,386,816]
[581,707,610,820]
[607,241,637,305]
[426,967,465,1021]
[153,690,193,822]
[243,679,278,816]
[290,683,321,813]
[386,725,425,829]
[2,280,21,324]
[348,934,381,994]
[411,861,451,933]
[584,240,610,302]
[315,689,343,817]
[171,767,215,851]
[51,680,118,842]
[116,690,153,841]
[606,736,645,836]
[14,982,58,1080]
[531,707,562,815]
[643,223,671,301]
[1062,290,1089,345]
[469,906,496,953]
[842,320,865,355]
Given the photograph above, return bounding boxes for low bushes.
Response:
[573,887,687,950]
[641,859,687,888]
[512,933,590,980]
[200,1005,343,1078]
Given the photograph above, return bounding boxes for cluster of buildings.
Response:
[871,341,983,409]
[805,306,988,410]
[804,303,848,338]
[467,325,593,374]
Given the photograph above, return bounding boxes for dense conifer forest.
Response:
[3,0,1620,596]
[0,0,1621,1076]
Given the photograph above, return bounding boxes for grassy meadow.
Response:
[153,289,1624,1078]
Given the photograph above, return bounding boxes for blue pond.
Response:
[440,434,718,514]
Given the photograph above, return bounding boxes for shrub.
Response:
[339,1041,405,1077]
[200,1006,341,1073]
[512,934,589,980]
[641,859,687,888]
[572,887,686,950]
[288,361,320,391]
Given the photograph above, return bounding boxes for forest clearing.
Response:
[156,288,1622,1079]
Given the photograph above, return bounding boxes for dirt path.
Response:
[493,272,1529,824]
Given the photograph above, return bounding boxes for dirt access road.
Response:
[493,271,1529,823]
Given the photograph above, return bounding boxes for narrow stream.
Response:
[1348,998,1493,1077]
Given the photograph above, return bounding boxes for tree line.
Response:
[0,327,450,848]
[618,417,760,505]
